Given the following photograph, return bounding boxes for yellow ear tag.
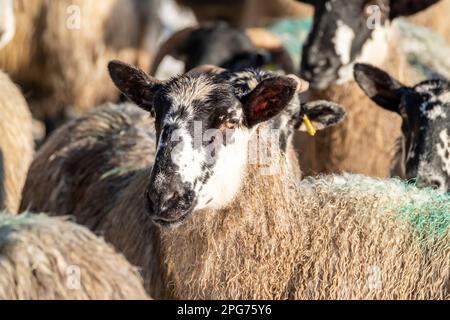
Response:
[303,115,316,136]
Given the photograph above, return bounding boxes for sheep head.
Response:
[298,0,440,89]
[354,63,450,192]
[109,60,344,227]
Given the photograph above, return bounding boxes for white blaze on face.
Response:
[0,0,15,49]
[196,127,252,211]
[169,123,205,186]
[333,20,355,66]
[437,129,450,176]
[337,22,390,85]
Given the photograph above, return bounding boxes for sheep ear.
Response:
[297,100,346,131]
[390,0,439,19]
[354,63,405,114]
[108,60,161,113]
[242,76,299,127]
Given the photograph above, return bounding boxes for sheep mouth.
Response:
[152,211,191,228]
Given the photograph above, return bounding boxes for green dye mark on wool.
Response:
[395,192,450,240]
[0,212,64,244]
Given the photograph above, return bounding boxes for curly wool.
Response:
[0,0,157,122]
[161,170,449,299]
[0,212,150,300]
[0,70,33,213]
[20,102,449,300]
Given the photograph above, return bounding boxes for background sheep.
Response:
[0,0,160,133]
[296,0,439,177]
[175,0,313,28]
[22,62,449,299]
[151,22,296,77]
[354,63,450,192]
[0,70,33,214]
[0,212,150,299]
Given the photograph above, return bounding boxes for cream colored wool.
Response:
[0,212,150,300]
[0,0,157,122]
[20,102,449,299]
[161,169,449,299]
[408,0,450,41]
[0,70,33,213]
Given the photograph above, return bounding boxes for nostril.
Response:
[429,180,442,189]
[163,191,178,203]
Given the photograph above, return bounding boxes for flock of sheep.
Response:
[0,0,449,300]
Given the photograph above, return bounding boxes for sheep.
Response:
[20,62,344,296]
[150,23,346,177]
[175,0,313,28]
[0,0,160,133]
[354,63,450,192]
[21,61,449,299]
[296,0,440,177]
[0,70,34,214]
[150,22,296,77]
[0,212,150,299]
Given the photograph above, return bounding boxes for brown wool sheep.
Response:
[0,70,34,214]
[297,0,438,177]
[0,0,159,131]
[21,63,449,300]
[0,212,150,300]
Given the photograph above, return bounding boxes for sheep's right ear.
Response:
[108,60,161,113]
[297,100,346,131]
[353,63,404,114]
[242,75,309,128]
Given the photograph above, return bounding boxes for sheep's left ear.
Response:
[242,75,309,128]
[108,60,161,113]
[390,0,439,19]
[296,100,346,131]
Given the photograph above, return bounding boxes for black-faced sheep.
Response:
[354,63,450,192]
[0,212,150,299]
[21,62,449,299]
[151,22,296,77]
[296,0,439,177]
[0,70,33,214]
[20,62,343,296]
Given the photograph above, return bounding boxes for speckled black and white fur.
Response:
[298,0,439,89]
[354,63,450,192]
[109,61,345,226]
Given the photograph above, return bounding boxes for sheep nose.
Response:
[416,178,443,190]
[145,182,196,224]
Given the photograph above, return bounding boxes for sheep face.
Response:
[108,61,306,227]
[354,63,450,192]
[299,0,439,89]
